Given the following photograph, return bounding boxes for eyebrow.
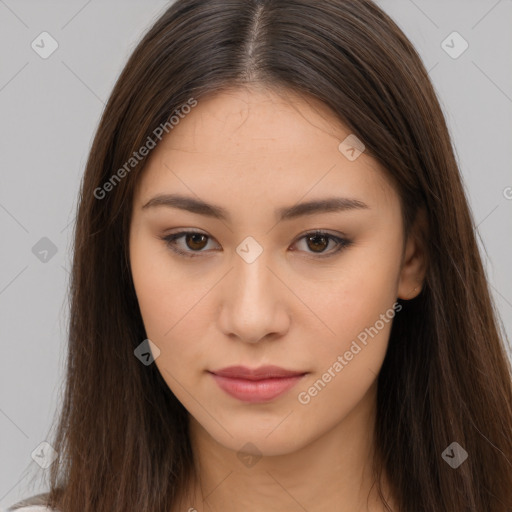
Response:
[142,193,369,222]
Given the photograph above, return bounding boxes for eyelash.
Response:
[160,229,352,259]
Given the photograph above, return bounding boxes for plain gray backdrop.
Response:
[1,0,511,508]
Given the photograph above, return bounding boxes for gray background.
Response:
[1,0,511,508]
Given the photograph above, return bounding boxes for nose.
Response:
[217,250,290,344]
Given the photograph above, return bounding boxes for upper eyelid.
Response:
[164,229,345,243]
[164,227,346,237]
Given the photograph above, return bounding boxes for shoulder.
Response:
[6,494,60,512]
[7,507,58,512]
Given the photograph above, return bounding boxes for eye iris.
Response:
[186,233,208,250]
[307,234,328,253]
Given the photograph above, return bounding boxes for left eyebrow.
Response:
[276,197,369,221]
[141,194,369,222]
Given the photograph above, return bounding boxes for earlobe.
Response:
[399,282,423,300]
[397,210,428,300]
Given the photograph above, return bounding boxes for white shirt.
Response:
[7,507,58,512]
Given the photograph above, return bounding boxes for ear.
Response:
[397,209,428,300]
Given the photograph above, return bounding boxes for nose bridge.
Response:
[218,241,287,342]
[232,244,275,310]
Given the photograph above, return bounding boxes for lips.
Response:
[210,365,306,380]
[208,365,307,403]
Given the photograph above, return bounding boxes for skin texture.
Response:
[129,87,426,512]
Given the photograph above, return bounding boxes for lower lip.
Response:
[209,373,306,403]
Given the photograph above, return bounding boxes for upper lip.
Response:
[209,365,307,381]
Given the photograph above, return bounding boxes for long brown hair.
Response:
[10,0,512,510]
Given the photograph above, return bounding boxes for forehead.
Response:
[153,87,354,158]
[134,87,398,215]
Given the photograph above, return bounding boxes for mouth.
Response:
[208,365,308,403]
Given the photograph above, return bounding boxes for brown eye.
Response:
[292,230,351,258]
[185,233,208,251]
[162,230,351,260]
[305,233,329,253]
[161,231,219,258]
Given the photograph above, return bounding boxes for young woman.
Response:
[9,0,512,511]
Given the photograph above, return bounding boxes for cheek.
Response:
[294,294,398,425]
[129,229,168,338]
[299,237,402,347]
[292,236,402,405]
[129,234,213,385]
[130,245,172,338]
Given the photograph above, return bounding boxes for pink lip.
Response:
[208,366,307,403]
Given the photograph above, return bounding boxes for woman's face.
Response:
[129,87,423,456]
